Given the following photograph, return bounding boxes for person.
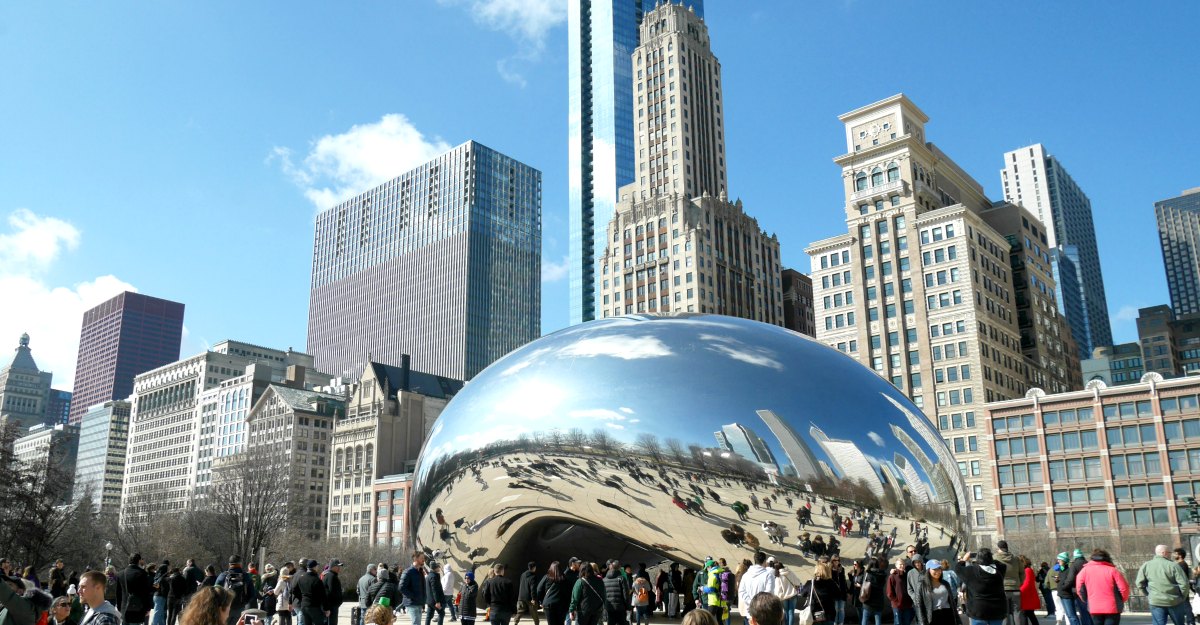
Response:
[183,561,204,599]
[118,554,155,625]
[460,572,479,625]
[274,563,295,625]
[769,562,800,625]
[168,568,191,625]
[178,586,241,625]
[367,565,400,610]
[912,561,956,625]
[684,610,719,625]
[402,553,429,625]
[828,557,847,625]
[202,568,218,589]
[515,563,540,625]
[0,574,38,625]
[886,559,915,625]
[260,566,279,625]
[1017,557,1040,625]
[149,560,170,625]
[50,562,68,599]
[537,562,570,625]
[859,558,888,625]
[481,563,517,625]
[995,542,1024,625]
[570,564,606,625]
[215,556,258,625]
[324,560,345,625]
[955,549,1009,625]
[51,594,79,625]
[602,562,631,625]
[426,562,447,625]
[365,605,395,625]
[1172,550,1195,625]
[1135,545,1190,625]
[295,560,329,625]
[78,571,121,625]
[906,559,926,618]
[1074,549,1128,625]
[359,564,379,616]
[739,554,775,625]
[1059,550,1092,625]
[1036,564,1055,622]
[748,593,784,625]
[631,574,652,625]
[442,564,460,623]
[801,561,839,625]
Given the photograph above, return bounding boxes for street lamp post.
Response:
[105,541,113,569]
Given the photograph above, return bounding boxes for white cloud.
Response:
[0,209,136,392]
[271,114,451,210]
[440,0,567,86]
[1113,305,1141,322]
[867,431,885,447]
[559,335,674,360]
[542,255,570,283]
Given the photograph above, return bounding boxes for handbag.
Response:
[798,582,826,625]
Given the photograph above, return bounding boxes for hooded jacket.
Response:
[737,565,775,610]
[1075,560,1130,615]
[366,570,400,608]
[993,550,1021,593]
[0,582,45,625]
[1135,555,1189,608]
[886,568,914,610]
[602,569,630,614]
[954,561,1008,620]
[1020,567,1040,611]
[442,565,458,596]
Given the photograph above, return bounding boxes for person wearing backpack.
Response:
[859,557,888,625]
[117,554,155,625]
[215,555,259,625]
[630,575,653,625]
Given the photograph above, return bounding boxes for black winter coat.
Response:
[481,576,517,614]
[603,571,630,614]
[459,582,479,619]
[295,571,328,611]
[367,571,401,608]
[324,571,344,610]
[427,573,447,608]
[116,565,154,623]
[537,576,571,609]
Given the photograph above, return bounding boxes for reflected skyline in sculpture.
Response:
[410,314,970,572]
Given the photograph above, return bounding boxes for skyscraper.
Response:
[0,333,52,431]
[714,422,778,473]
[307,141,541,381]
[1156,187,1200,316]
[568,0,704,324]
[1000,144,1111,357]
[806,95,1079,537]
[73,400,130,515]
[68,292,185,426]
[594,2,783,322]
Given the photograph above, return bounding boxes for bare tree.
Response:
[635,433,663,463]
[207,453,295,560]
[565,428,588,450]
[665,438,686,465]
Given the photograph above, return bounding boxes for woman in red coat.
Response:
[1075,549,1130,625]
[1018,556,1041,625]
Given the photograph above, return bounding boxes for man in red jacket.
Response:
[886,559,914,625]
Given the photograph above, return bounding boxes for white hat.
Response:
[68,584,77,595]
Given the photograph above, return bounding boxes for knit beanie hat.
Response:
[1056,552,1069,562]
[1072,549,1084,560]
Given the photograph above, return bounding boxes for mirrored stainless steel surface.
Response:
[411,314,969,571]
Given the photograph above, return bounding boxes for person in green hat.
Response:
[1057,551,1092,625]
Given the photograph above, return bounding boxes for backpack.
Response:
[718,571,734,602]
[637,585,650,604]
[224,569,247,605]
[858,577,872,603]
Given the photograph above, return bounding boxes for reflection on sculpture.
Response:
[410,314,970,573]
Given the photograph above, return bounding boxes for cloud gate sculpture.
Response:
[411,314,969,573]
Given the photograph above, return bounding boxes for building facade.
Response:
[15,423,79,503]
[73,400,130,515]
[806,95,1080,539]
[782,270,817,337]
[1134,305,1200,378]
[45,390,71,425]
[243,384,345,539]
[1000,144,1111,357]
[568,0,704,324]
[1156,188,1200,316]
[986,375,1200,546]
[371,473,412,547]
[308,141,541,381]
[595,3,783,323]
[329,358,461,540]
[1081,343,1144,387]
[68,292,185,426]
[0,334,52,432]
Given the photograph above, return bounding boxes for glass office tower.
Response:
[307,141,541,381]
[1156,188,1200,316]
[567,0,703,324]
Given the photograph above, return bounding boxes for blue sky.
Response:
[1,1,1196,390]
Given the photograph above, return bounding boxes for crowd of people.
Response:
[3,536,1200,625]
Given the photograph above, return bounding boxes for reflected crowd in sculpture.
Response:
[410,314,970,573]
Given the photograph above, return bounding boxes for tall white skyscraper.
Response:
[1000,144,1111,357]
